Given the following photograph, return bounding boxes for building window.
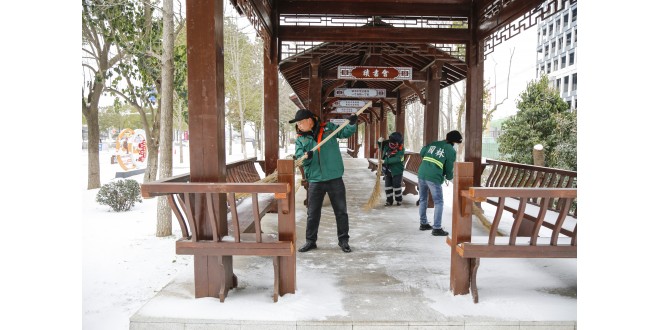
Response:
[563,76,569,92]
[549,24,554,35]
[574,98,577,109]
[561,56,566,69]
[545,45,549,57]
[554,59,558,70]
[567,32,572,46]
[559,37,563,50]
[569,52,575,65]
[572,8,577,22]
[543,28,547,37]
[556,78,561,90]
[572,73,577,91]
[564,13,569,26]
[574,30,577,44]
[552,41,556,54]
[556,19,561,31]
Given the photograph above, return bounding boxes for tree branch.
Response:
[82,63,98,75]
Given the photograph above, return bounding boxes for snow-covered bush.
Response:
[96,179,142,212]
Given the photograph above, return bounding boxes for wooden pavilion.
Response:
[147,0,576,301]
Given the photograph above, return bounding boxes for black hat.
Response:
[446,130,463,143]
[288,109,315,123]
[388,132,403,144]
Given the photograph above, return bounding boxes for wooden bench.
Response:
[226,157,279,233]
[448,162,577,303]
[481,159,577,233]
[140,160,297,303]
[347,143,361,158]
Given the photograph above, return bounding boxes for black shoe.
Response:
[385,201,393,206]
[396,201,401,206]
[298,242,317,252]
[419,223,433,231]
[431,228,449,236]
[338,241,352,253]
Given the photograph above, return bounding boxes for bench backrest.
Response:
[483,159,577,216]
[227,157,262,183]
[141,160,295,245]
[404,153,422,174]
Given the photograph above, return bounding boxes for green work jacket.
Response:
[377,141,405,176]
[295,121,357,182]
[417,140,457,184]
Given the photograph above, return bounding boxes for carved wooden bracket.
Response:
[403,80,426,104]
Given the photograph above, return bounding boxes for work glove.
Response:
[305,151,314,159]
[377,137,384,143]
[348,114,358,125]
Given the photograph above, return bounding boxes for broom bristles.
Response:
[362,148,383,210]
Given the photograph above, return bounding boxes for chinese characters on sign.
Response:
[334,88,386,98]
[330,107,358,114]
[332,100,368,108]
[337,66,413,80]
[329,119,348,125]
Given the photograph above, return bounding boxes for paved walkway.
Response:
[129,156,577,330]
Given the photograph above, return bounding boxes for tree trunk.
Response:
[83,75,105,190]
[85,107,102,189]
[156,0,175,237]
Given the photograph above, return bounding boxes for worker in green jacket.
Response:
[290,109,358,253]
[377,132,405,206]
[417,130,463,236]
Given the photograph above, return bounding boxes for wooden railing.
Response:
[448,162,577,303]
[140,159,296,302]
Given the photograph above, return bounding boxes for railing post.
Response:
[277,159,296,296]
[450,162,473,295]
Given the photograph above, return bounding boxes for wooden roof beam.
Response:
[279,2,470,17]
[279,26,470,43]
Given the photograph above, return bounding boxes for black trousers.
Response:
[305,177,350,244]
[384,173,403,203]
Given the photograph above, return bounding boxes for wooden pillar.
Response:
[309,56,322,119]
[379,106,387,140]
[263,21,279,175]
[186,0,229,298]
[277,159,296,296]
[369,114,377,158]
[363,118,371,158]
[449,162,474,296]
[395,92,405,140]
[466,12,485,186]
[424,60,442,145]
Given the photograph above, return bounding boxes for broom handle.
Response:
[309,101,372,153]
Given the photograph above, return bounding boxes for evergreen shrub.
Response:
[96,179,143,212]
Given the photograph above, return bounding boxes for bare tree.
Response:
[156,0,175,237]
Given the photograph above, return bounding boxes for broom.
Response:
[362,145,382,210]
[235,101,373,199]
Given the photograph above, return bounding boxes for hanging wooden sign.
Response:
[334,88,386,98]
[330,107,358,114]
[332,99,368,108]
[337,66,413,80]
[329,118,348,125]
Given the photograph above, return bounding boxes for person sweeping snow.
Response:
[377,132,405,206]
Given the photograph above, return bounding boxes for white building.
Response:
[536,0,577,110]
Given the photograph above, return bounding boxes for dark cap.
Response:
[388,132,403,144]
[288,109,315,124]
[446,130,463,143]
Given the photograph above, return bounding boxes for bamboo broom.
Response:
[235,101,373,199]
[362,145,382,210]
